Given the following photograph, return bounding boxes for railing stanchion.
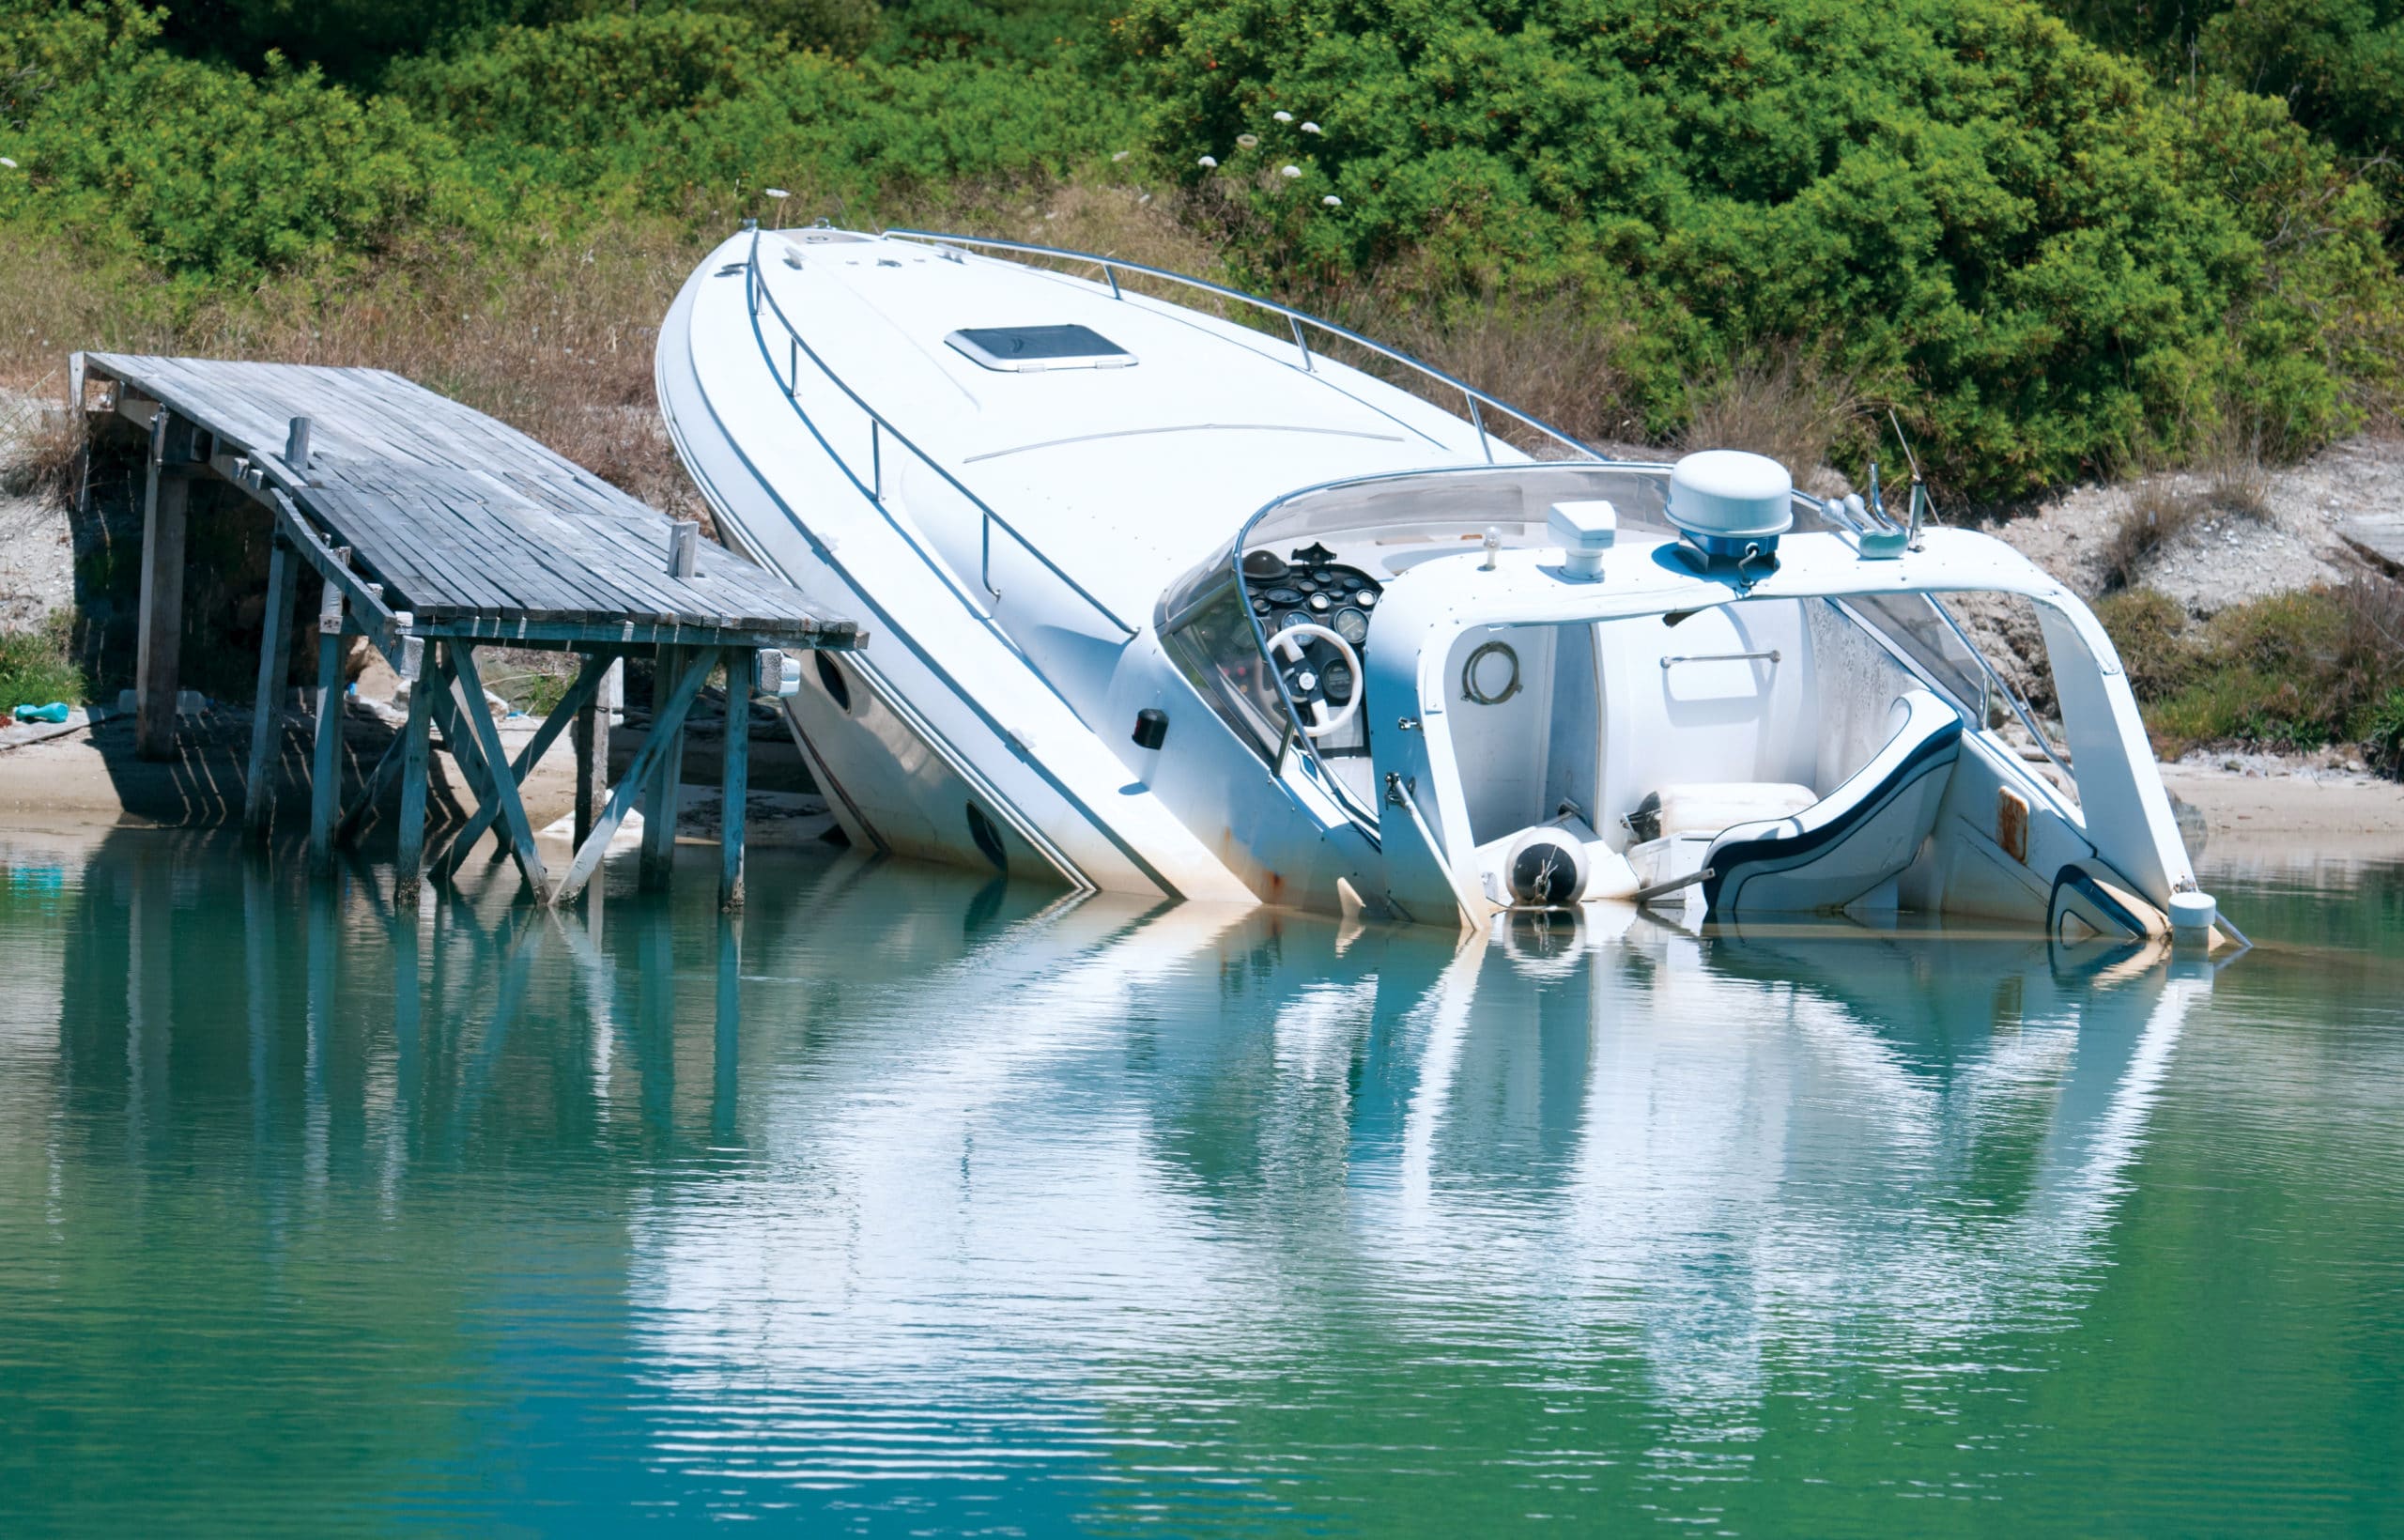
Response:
[787,337,797,397]
[1466,392,1492,464]
[871,420,882,501]
[1104,263,1121,300]
[1290,318,1313,372]
[982,517,1000,599]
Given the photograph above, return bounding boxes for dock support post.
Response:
[573,654,619,849]
[640,645,688,893]
[393,663,433,908]
[308,574,347,874]
[134,412,192,762]
[244,540,297,841]
[720,648,752,911]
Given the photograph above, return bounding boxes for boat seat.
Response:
[1699,689,1964,917]
[1626,782,1817,842]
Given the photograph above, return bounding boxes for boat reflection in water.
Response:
[3,833,2238,1529]
[627,871,2211,1499]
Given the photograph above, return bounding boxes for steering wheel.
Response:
[1268,622,1364,739]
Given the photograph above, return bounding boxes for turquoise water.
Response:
[0,830,2399,1535]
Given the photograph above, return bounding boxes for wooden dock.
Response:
[73,352,863,908]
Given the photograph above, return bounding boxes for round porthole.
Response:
[1461,640,1521,706]
[815,652,853,713]
[965,803,1009,870]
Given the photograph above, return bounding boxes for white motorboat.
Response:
[658,224,2233,946]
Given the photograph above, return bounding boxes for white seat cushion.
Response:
[1653,782,1817,837]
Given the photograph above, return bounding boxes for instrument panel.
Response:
[1242,545,1382,726]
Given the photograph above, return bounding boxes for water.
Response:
[0,829,2399,1537]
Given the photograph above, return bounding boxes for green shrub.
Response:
[1116,0,2404,497]
[0,3,475,283]
[2116,582,2404,767]
[2096,588,2198,697]
[0,615,85,713]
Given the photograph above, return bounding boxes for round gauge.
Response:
[1251,597,1270,613]
[1263,587,1302,607]
[1278,610,1315,631]
[1343,575,1365,591]
[1321,663,1354,702]
[1307,593,1331,611]
[1314,568,1336,584]
[1356,591,1378,608]
[1332,607,1369,645]
[1294,579,1318,595]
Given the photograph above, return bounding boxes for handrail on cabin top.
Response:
[883,228,1605,468]
[742,230,1140,639]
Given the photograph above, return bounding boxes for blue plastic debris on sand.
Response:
[11,701,70,724]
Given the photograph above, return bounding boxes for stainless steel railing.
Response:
[742,228,1139,638]
[883,229,1604,467]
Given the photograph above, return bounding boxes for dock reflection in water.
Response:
[1,831,2399,1536]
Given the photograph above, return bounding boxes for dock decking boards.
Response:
[76,351,863,907]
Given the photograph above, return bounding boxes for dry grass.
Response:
[1678,346,1861,485]
[2098,444,2274,592]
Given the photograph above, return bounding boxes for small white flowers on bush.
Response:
[1300,122,1321,134]
[1272,110,1293,123]
[1197,155,1218,168]
[0,157,17,169]
[1112,150,1131,162]
[1321,194,1342,207]
[1279,164,1302,178]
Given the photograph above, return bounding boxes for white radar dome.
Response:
[1667,450,1794,555]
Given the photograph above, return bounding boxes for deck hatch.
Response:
[947,325,1135,373]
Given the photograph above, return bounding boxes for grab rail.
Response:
[882,230,1605,467]
[742,229,1138,638]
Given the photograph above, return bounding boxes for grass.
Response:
[2097,578,2404,768]
[2096,448,2273,593]
[0,616,88,715]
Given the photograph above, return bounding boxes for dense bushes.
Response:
[2099,581,2404,761]
[0,3,470,283]
[1117,0,2401,498]
[0,0,2396,500]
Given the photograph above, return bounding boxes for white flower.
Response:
[1196,155,1218,168]
[1112,149,1131,162]
[1279,164,1302,178]
[1321,194,1342,207]
[1236,132,1259,148]
[1300,121,1321,134]
[764,187,790,198]
[0,157,17,169]
[1272,110,1293,123]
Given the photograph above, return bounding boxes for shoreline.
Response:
[6,702,2396,869]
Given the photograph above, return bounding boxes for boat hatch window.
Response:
[946,325,1135,373]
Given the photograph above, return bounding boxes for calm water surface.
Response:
[1,829,2399,1536]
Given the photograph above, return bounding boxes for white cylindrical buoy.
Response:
[2169,890,2217,947]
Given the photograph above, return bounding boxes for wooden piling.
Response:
[134,413,192,762]
[393,669,433,907]
[721,648,752,911]
[640,644,689,892]
[308,577,345,873]
[243,541,296,840]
